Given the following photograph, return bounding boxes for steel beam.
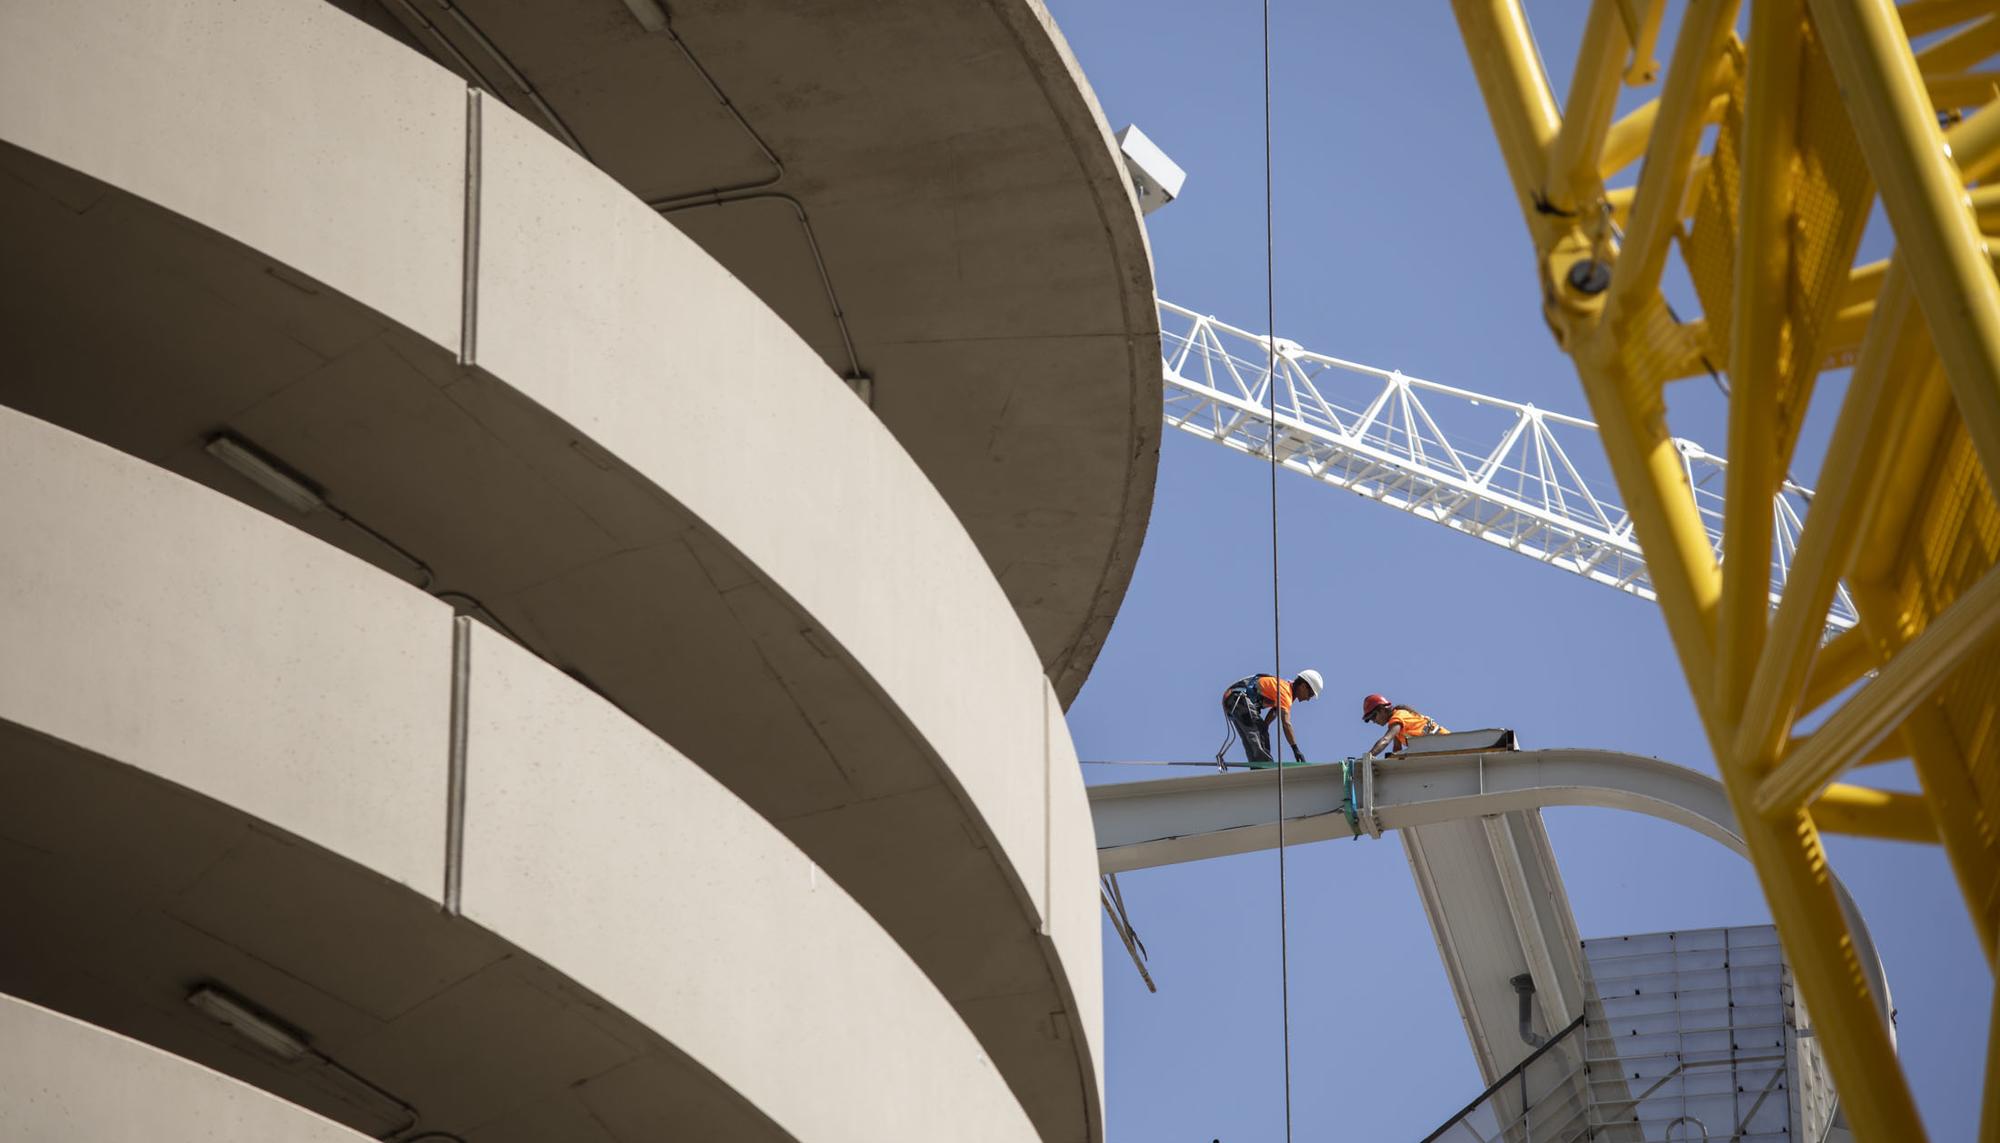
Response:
[1606,0,1741,317]
[1734,262,1920,763]
[1809,784,1939,844]
[1451,0,1562,230]
[1814,0,2000,493]
[1757,561,2000,815]
[1718,0,1801,729]
[1545,0,1631,214]
[1086,749,1892,1015]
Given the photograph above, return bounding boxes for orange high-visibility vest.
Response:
[1387,706,1446,749]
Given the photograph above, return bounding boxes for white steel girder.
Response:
[1088,750,1881,1138]
[1085,749,1889,1017]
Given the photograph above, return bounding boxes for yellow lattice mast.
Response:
[1450,1,2000,1138]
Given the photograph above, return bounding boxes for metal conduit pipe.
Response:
[428,0,588,156]
[648,191,866,385]
[635,12,866,386]
[1510,972,1548,1048]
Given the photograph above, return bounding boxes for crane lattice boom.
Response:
[1157,298,1857,634]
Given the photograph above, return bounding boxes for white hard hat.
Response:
[1295,669,1324,697]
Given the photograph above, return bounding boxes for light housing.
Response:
[186,985,311,1061]
[1115,124,1186,216]
[204,434,325,515]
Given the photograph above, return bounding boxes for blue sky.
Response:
[1049,3,1987,1139]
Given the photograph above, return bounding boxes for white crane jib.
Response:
[1156,299,1858,635]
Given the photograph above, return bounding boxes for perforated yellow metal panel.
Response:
[1897,424,2000,768]
[1781,21,1873,454]
[1681,58,1743,366]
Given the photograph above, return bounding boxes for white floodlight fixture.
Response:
[204,434,325,515]
[187,985,312,1061]
[1115,125,1186,216]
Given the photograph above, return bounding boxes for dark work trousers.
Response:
[1224,691,1273,764]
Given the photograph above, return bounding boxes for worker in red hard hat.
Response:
[1220,669,1322,767]
[1361,693,1449,758]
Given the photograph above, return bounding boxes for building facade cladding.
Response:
[0,995,376,1143]
[306,0,1164,706]
[0,2,1113,1141]
[0,407,1052,1139]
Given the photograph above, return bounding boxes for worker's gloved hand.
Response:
[1291,747,1306,764]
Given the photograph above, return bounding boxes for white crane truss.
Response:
[1157,299,1858,634]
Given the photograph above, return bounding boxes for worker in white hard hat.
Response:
[1219,669,1322,767]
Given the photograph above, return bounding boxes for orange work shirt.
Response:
[1387,706,1446,749]
[1223,675,1294,713]
[1258,676,1295,714]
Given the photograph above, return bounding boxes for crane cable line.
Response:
[1258,0,1296,1138]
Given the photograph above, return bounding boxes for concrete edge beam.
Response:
[0,405,1041,1142]
[0,993,374,1143]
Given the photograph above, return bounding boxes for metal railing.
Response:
[1421,1013,1593,1143]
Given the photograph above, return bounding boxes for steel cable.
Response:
[1260,0,1296,1137]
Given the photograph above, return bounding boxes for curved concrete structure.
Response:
[0,406,1045,1141]
[0,995,373,1143]
[0,2,1102,1136]
[336,0,1162,700]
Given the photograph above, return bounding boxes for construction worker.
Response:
[1360,693,1448,758]
[1220,669,1323,766]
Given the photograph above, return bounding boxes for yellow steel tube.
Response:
[1801,625,1879,713]
[1916,13,2000,74]
[1976,183,2000,229]
[1851,577,2000,963]
[1727,799,1918,1139]
[1718,0,1802,731]
[1758,561,2000,817]
[1620,0,1669,84]
[1601,101,1659,177]
[1814,0,2000,493]
[1853,362,1955,584]
[1841,258,1890,309]
[1573,340,1723,705]
[1733,263,1918,762]
[1857,733,1911,766]
[1608,0,1742,318]
[1954,101,2000,180]
[1899,0,1998,39]
[1900,712,2000,964]
[1547,0,1632,213]
[1928,72,2000,109]
[1811,784,1939,844]
[1452,0,1563,230]
[1602,82,1736,178]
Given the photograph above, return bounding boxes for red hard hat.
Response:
[1362,693,1392,721]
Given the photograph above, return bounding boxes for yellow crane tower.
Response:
[1450,1,2000,1138]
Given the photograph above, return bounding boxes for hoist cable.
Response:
[1260,0,1296,1137]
